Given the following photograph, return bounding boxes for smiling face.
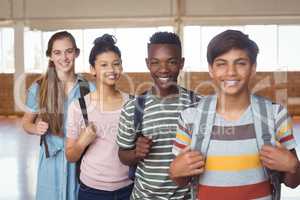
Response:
[49,37,78,74]
[146,44,184,96]
[91,51,122,86]
[209,48,256,97]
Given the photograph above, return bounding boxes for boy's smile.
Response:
[146,44,184,97]
[209,48,256,97]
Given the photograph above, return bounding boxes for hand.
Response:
[35,120,48,135]
[170,146,205,178]
[260,144,299,174]
[135,136,152,160]
[78,122,97,149]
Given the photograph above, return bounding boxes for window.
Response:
[0,28,14,73]
[278,25,300,70]
[24,26,173,73]
[183,25,300,71]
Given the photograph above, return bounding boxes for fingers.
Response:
[179,146,191,155]
[88,122,97,133]
[260,156,276,170]
[35,121,49,135]
[171,151,206,178]
[185,151,205,166]
[135,136,152,159]
[275,142,285,149]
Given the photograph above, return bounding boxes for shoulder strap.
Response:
[79,79,90,97]
[188,90,201,106]
[133,91,147,134]
[190,95,217,200]
[76,79,91,181]
[191,95,217,155]
[251,95,281,200]
[78,79,90,127]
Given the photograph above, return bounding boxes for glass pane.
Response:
[24,29,44,73]
[183,26,201,71]
[115,27,156,72]
[278,25,300,70]
[0,28,14,73]
[245,25,278,71]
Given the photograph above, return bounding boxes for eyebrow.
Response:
[214,58,249,62]
[52,48,74,52]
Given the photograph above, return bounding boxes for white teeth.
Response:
[107,75,116,80]
[224,80,238,86]
[159,77,169,82]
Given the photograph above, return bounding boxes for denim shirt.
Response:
[26,76,95,200]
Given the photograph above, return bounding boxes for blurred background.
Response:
[0,0,300,199]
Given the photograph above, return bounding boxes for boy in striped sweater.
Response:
[117,31,200,199]
[170,30,300,200]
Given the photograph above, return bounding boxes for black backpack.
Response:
[128,90,200,180]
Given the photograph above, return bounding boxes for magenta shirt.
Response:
[66,93,132,191]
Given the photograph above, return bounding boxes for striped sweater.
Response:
[117,87,200,200]
[173,103,297,200]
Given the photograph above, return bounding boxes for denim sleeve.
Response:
[26,83,39,113]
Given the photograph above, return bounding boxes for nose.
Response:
[227,63,237,76]
[158,61,169,73]
[62,51,68,60]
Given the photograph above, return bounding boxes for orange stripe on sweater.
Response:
[198,180,272,200]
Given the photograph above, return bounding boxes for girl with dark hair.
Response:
[22,31,95,200]
[65,34,133,200]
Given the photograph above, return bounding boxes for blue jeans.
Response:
[78,182,133,200]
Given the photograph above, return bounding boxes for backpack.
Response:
[76,79,91,181]
[128,90,200,180]
[187,95,282,200]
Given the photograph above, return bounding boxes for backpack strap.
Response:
[190,95,217,200]
[76,79,91,181]
[251,95,281,200]
[36,80,50,158]
[128,91,147,180]
[78,79,90,127]
[188,90,201,107]
[133,91,147,134]
[40,135,50,158]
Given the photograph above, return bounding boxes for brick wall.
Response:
[0,74,15,115]
[1,72,299,116]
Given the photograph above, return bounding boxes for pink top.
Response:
[66,93,132,191]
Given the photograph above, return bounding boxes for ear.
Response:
[90,66,96,77]
[250,63,257,78]
[75,49,80,58]
[179,57,185,70]
[145,58,150,70]
[208,64,214,78]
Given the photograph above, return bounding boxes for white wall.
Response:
[2,0,300,28]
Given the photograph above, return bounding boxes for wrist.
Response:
[133,148,141,162]
[77,138,89,151]
[289,160,300,174]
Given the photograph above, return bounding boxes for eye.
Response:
[168,59,178,66]
[215,62,226,67]
[66,48,75,54]
[236,61,247,66]
[52,50,61,56]
[113,61,121,67]
[100,63,108,68]
[150,60,159,66]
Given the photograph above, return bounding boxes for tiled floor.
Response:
[0,117,299,200]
